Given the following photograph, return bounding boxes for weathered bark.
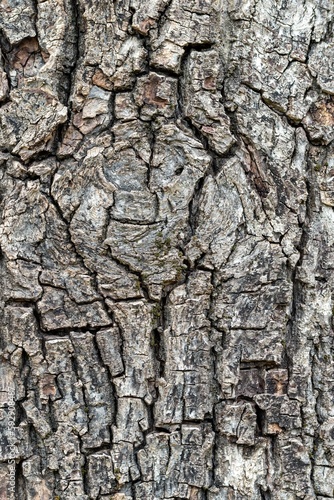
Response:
[0,0,334,498]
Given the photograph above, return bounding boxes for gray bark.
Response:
[0,0,334,498]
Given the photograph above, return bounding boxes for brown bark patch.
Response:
[311,99,334,127]
[268,423,283,434]
[203,75,216,90]
[143,74,169,107]
[92,69,114,90]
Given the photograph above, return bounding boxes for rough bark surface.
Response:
[0,0,334,498]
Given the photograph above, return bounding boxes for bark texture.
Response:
[0,0,334,498]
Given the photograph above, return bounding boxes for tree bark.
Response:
[0,0,334,498]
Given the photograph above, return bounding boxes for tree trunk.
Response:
[0,0,334,498]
